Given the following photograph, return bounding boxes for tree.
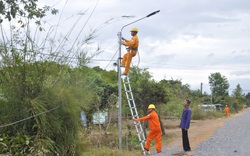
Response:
[128,67,167,115]
[208,72,229,103]
[246,92,250,107]
[231,84,245,111]
[232,84,244,98]
[159,79,190,100]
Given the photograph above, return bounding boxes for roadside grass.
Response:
[81,147,142,156]
[192,108,224,120]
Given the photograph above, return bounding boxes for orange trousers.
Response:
[144,129,162,152]
[121,50,137,74]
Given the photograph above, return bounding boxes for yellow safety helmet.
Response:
[148,104,155,109]
[130,27,138,32]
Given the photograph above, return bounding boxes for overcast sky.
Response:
[39,0,250,94]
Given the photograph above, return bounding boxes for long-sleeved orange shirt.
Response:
[123,35,139,49]
[136,110,161,130]
[224,106,229,112]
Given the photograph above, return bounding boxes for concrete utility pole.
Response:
[117,10,160,150]
[211,92,213,104]
[201,82,203,95]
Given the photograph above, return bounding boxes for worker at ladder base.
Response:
[133,104,162,153]
[120,27,139,75]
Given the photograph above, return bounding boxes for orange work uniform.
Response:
[136,110,162,153]
[121,35,139,75]
[224,106,229,117]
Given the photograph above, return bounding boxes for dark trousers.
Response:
[182,129,191,151]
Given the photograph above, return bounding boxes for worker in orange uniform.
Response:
[133,104,162,153]
[120,27,139,75]
[224,105,229,117]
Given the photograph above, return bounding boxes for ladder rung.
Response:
[134,122,141,126]
[137,130,144,134]
[132,115,138,118]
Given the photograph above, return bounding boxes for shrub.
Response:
[0,133,33,155]
[192,108,206,120]
[192,107,224,120]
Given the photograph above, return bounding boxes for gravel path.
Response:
[193,108,250,156]
[151,108,250,156]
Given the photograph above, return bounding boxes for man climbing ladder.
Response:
[120,27,139,75]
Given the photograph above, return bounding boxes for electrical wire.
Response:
[0,106,60,128]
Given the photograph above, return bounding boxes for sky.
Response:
[36,0,250,94]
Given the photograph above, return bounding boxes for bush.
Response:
[0,133,33,155]
[192,108,224,120]
[206,111,224,119]
[192,108,206,120]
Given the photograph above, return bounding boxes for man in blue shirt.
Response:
[180,98,192,152]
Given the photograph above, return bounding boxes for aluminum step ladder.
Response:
[122,75,148,155]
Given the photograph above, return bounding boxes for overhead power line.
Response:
[0,105,60,128]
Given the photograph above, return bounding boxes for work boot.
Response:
[143,148,150,154]
[144,147,149,151]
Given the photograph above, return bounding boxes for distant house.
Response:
[198,104,216,112]
[198,104,223,112]
[214,104,223,111]
[92,111,108,125]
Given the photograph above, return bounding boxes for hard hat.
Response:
[148,104,155,109]
[130,27,138,32]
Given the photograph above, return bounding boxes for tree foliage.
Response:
[128,67,168,115]
[246,92,250,107]
[230,84,246,111]
[0,0,58,23]
[232,84,244,98]
[208,72,229,103]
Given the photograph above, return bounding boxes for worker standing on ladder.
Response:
[120,27,139,75]
[134,104,162,153]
